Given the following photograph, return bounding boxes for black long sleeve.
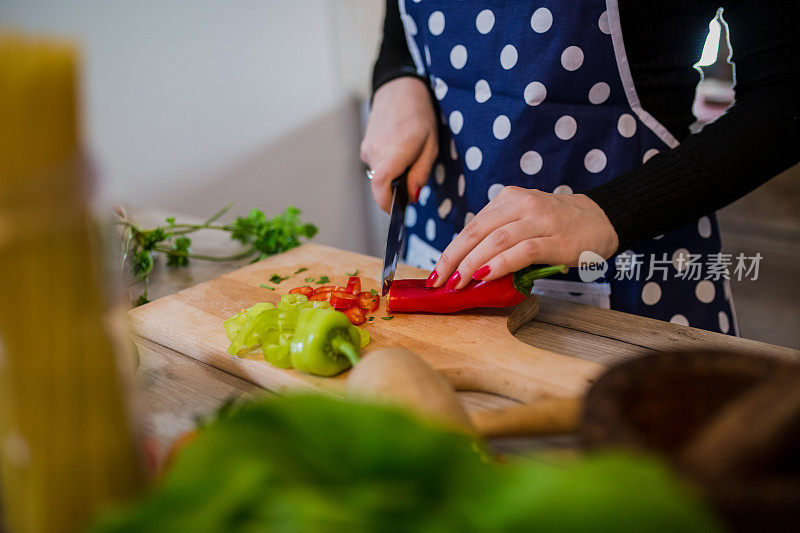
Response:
[371,0,800,252]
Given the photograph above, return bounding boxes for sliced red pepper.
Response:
[313,285,336,294]
[310,292,332,302]
[289,286,314,298]
[330,291,358,310]
[386,265,568,314]
[346,276,361,295]
[357,291,379,312]
[345,306,367,325]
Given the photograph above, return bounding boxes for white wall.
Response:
[0,0,382,209]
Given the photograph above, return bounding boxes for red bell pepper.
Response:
[330,291,358,309]
[386,265,568,314]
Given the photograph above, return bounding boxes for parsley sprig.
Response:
[118,204,317,305]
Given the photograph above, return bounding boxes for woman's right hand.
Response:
[361,77,439,212]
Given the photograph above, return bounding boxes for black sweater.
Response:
[372,1,800,252]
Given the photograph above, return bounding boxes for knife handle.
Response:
[390,170,410,207]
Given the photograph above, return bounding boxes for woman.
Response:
[361,0,798,334]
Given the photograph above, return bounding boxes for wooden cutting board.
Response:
[129,244,603,402]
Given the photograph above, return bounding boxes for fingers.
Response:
[429,201,516,288]
[475,238,557,284]
[369,147,411,212]
[451,220,546,288]
[406,134,438,202]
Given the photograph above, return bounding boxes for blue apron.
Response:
[398,0,738,335]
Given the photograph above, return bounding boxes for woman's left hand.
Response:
[428,186,619,289]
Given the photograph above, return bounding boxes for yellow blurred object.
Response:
[0,33,143,532]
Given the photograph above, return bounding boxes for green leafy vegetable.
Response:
[304,277,316,283]
[269,274,289,284]
[117,205,317,305]
[315,275,330,285]
[380,316,394,321]
[92,396,721,533]
[346,269,359,276]
[294,267,308,275]
[370,289,379,296]
[258,284,275,291]
[368,317,374,322]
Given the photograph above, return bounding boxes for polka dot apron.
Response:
[398,0,738,335]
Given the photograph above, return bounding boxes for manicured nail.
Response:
[473,265,491,280]
[414,186,421,203]
[445,271,461,290]
[425,270,438,287]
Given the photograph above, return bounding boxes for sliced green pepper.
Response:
[290,308,361,376]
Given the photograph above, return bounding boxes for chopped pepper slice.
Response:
[290,308,361,376]
[346,276,361,295]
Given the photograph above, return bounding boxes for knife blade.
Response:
[380,171,409,296]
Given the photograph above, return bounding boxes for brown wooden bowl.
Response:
[580,350,800,532]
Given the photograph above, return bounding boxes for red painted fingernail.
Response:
[445,271,461,290]
[473,265,491,280]
[425,270,438,287]
[414,186,421,203]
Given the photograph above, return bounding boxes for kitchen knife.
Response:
[380,171,409,296]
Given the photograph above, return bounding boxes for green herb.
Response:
[117,204,317,306]
[269,274,289,284]
[346,269,359,276]
[315,275,330,285]
[304,277,316,283]
[294,267,308,275]
[259,284,276,290]
[370,289,379,296]
[368,317,374,322]
[380,316,394,321]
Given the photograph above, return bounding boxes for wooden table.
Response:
[128,210,799,457]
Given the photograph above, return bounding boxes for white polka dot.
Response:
[598,11,611,34]
[450,139,457,159]
[450,45,467,69]
[554,115,577,140]
[718,311,730,333]
[653,234,664,240]
[561,46,584,71]
[584,149,607,173]
[437,198,452,219]
[475,79,491,103]
[493,115,511,140]
[404,204,417,227]
[448,110,463,134]
[670,314,689,326]
[524,81,547,106]
[530,7,553,33]
[588,82,610,104]
[476,9,495,34]
[696,280,715,303]
[434,163,446,185]
[617,113,637,138]
[672,248,690,272]
[641,281,662,305]
[425,218,436,241]
[457,174,465,196]
[433,78,449,100]
[500,45,518,69]
[643,148,659,163]
[428,11,445,36]
[487,183,505,201]
[520,150,543,175]
[401,14,418,36]
[465,146,482,170]
[418,185,431,206]
[553,184,573,195]
[697,216,712,238]
[424,44,431,66]
[464,211,475,225]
